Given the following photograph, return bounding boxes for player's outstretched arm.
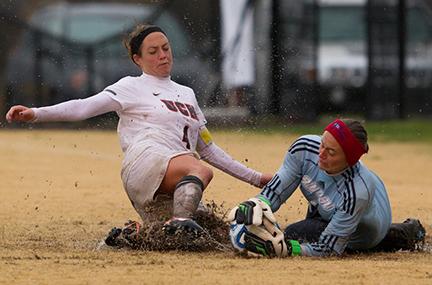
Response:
[6,105,35,123]
[196,127,272,188]
[5,93,121,124]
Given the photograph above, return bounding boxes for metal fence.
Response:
[2,0,432,125]
[272,0,318,121]
[367,0,432,119]
[1,1,223,127]
[273,0,432,121]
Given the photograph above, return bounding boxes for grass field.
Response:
[0,125,431,284]
[243,117,432,142]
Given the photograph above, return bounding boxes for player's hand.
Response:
[228,196,276,226]
[259,173,273,188]
[229,203,292,258]
[6,105,35,123]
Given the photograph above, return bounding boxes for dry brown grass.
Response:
[0,129,431,284]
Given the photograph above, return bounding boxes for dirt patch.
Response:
[102,199,232,252]
[0,130,431,285]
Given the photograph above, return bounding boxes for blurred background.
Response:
[1,0,432,127]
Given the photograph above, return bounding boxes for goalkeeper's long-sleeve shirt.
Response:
[259,135,392,256]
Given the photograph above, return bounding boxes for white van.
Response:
[316,0,432,106]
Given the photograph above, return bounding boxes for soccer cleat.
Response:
[403,218,426,246]
[162,217,204,236]
[104,220,142,248]
[121,220,141,243]
[104,227,123,247]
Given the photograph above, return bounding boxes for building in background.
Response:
[2,0,432,124]
[220,0,255,108]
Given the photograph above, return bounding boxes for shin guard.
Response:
[173,175,204,219]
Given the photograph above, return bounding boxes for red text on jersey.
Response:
[160,99,198,121]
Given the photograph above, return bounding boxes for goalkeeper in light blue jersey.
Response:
[230,119,425,257]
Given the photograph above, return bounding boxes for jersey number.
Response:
[182,126,190,149]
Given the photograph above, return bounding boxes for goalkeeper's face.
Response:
[318,131,349,174]
[133,32,173,77]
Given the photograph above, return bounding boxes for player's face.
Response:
[318,131,349,174]
[133,32,173,77]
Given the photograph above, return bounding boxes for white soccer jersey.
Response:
[29,71,263,196]
[103,73,207,153]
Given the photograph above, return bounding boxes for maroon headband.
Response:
[324,119,367,166]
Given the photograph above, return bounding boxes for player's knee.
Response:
[197,164,213,187]
[205,166,214,183]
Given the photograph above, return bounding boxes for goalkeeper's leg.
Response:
[373,218,426,252]
[284,203,328,243]
[284,218,328,243]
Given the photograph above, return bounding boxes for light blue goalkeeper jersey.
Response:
[259,135,392,256]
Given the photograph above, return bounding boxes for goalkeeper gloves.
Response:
[228,196,276,226]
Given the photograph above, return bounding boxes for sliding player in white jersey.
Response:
[6,24,272,240]
[229,119,425,257]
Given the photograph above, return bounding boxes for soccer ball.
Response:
[229,221,248,252]
[229,218,289,257]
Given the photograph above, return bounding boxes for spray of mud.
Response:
[99,197,431,255]
[102,197,233,253]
